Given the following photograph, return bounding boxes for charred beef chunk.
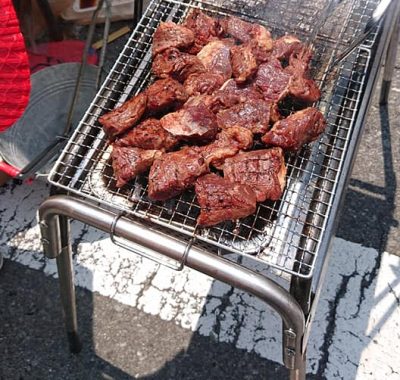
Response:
[152,22,194,56]
[230,44,258,83]
[255,57,320,105]
[272,35,303,61]
[285,47,313,76]
[201,126,253,169]
[99,93,147,139]
[148,147,209,201]
[183,9,220,54]
[111,146,162,188]
[223,148,286,202]
[216,98,272,134]
[145,78,188,114]
[288,75,321,104]
[254,58,291,103]
[184,72,225,96]
[195,173,257,226]
[161,104,218,143]
[115,118,178,151]
[262,107,326,151]
[197,39,234,81]
[211,79,263,112]
[152,48,205,82]
[220,16,272,57]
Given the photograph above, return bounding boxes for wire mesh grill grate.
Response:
[49,0,379,278]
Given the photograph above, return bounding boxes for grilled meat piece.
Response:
[152,22,194,56]
[254,58,291,103]
[197,39,234,81]
[184,72,225,96]
[220,16,272,47]
[195,173,257,226]
[262,107,326,151]
[210,79,263,112]
[115,118,178,151]
[272,35,303,61]
[255,58,320,105]
[289,75,321,104]
[201,126,253,169]
[220,16,273,57]
[223,148,286,202]
[286,48,313,76]
[161,104,218,143]
[111,146,162,188]
[99,93,147,139]
[216,98,272,134]
[145,78,188,114]
[152,48,205,82]
[148,147,208,201]
[230,44,258,83]
[183,9,220,54]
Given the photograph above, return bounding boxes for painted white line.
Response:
[1,181,400,379]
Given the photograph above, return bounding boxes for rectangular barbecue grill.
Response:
[39,0,400,379]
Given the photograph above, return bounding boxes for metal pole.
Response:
[55,215,82,353]
[39,195,306,371]
[380,13,400,104]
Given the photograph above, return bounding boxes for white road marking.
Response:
[1,181,400,378]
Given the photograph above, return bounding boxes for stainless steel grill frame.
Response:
[39,0,400,379]
[49,0,378,278]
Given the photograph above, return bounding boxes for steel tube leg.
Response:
[289,353,306,380]
[380,15,400,104]
[56,215,82,353]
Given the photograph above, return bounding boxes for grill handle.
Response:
[109,212,194,271]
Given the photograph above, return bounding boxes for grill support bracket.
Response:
[39,195,307,375]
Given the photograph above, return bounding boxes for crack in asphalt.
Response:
[315,267,359,379]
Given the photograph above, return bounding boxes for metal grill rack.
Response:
[49,0,378,278]
[40,0,400,378]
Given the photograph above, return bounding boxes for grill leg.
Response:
[289,353,306,380]
[380,13,400,104]
[56,215,82,353]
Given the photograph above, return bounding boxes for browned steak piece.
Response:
[99,93,147,139]
[161,104,218,143]
[254,58,291,103]
[115,118,178,151]
[220,16,272,57]
[152,22,194,56]
[272,35,303,61]
[145,78,188,114]
[184,72,225,96]
[152,48,205,82]
[201,126,253,169]
[183,9,220,54]
[195,173,257,226]
[216,98,272,134]
[289,75,321,104]
[223,148,286,202]
[262,107,326,151]
[197,39,234,81]
[148,147,209,201]
[285,47,313,76]
[230,44,258,83]
[210,79,263,112]
[111,146,162,188]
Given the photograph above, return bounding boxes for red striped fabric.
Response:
[0,0,31,132]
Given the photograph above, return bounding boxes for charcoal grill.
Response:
[39,0,400,378]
